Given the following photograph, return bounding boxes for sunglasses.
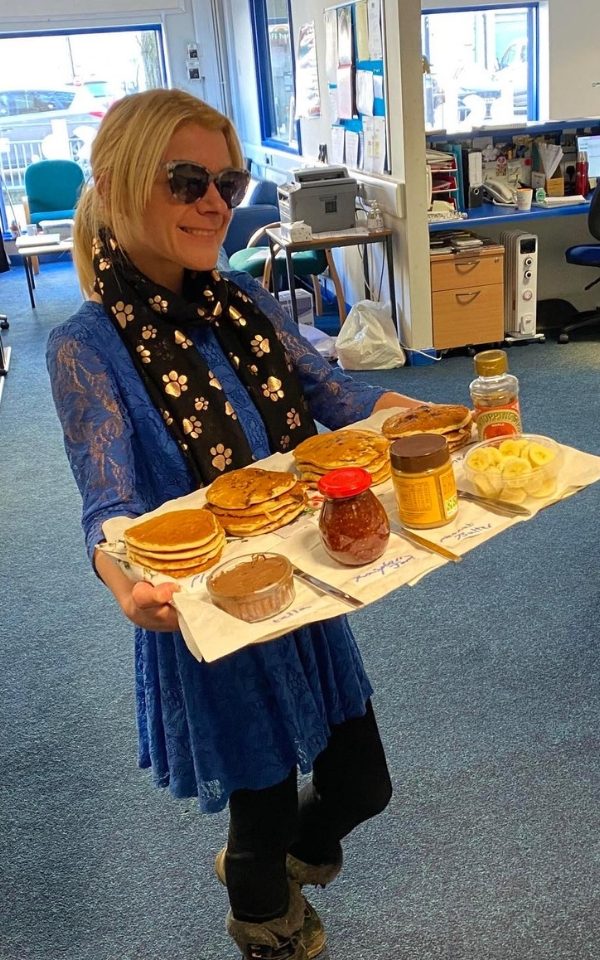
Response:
[165,161,250,208]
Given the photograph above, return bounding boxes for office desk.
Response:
[429,198,590,232]
[15,237,73,309]
[266,225,397,332]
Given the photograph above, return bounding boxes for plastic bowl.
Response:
[463,434,564,505]
[206,552,295,622]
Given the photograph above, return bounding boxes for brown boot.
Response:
[226,880,307,960]
[215,849,327,959]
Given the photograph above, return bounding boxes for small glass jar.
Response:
[390,434,458,529]
[206,552,295,622]
[318,467,390,566]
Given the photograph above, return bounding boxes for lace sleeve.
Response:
[46,327,146,562]
[226,270,387,430]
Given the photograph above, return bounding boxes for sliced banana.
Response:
[527,442,557,467]
[528,479,558,499]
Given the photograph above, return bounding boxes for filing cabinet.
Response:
[430,245,504,349]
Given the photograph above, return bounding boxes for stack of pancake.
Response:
[205,467,307,536]
[124,508,226,578]
[381,404,473,452]
[292,428,391,486]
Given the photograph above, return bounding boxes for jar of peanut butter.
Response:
[390,434,458,529]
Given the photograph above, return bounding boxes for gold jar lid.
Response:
[390,433,449,473]
[473,349,508,377]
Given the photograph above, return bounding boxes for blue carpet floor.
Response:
[1,260,600,960]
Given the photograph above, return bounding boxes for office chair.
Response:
[560,184,600,342]
[23,159,84,226]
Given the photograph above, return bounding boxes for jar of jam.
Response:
[390,433,458,529]
[317,467,390,566]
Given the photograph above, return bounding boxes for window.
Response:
[0,25,166,220]
[250,0,299,152]
[422,4,538,132]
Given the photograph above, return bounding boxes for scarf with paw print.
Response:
[93,229,316,485]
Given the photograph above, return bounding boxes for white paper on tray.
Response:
[100,409,600,663]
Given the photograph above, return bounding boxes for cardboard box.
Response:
[278,288,314,325]
[531,170,564,196]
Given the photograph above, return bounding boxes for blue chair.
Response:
[560,185,600,342]
[23,159,84,226]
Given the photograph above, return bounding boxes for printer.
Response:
[277,166,358,232]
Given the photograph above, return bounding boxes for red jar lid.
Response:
[317,467,372,498]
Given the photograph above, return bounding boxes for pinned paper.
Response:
[536,142,563,179]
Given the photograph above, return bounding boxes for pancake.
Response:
[294,429,389,470]
[381,404,471,439]
[124,508,222,553]
[206,467,298,510]
[216,500,306,536]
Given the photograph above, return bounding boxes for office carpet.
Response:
[1,260,600,960]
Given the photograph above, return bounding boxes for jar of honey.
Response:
[390,434,458,529]
[317,467,390,566]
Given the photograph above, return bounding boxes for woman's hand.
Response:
[124,580,182,632]
[95,548,181,632]
[374,391,427,411]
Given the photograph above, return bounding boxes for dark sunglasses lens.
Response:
[169,164,210,203]
[217,171,250,208]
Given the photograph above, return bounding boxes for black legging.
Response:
[225,700,392,922]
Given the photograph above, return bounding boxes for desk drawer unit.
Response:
[431,246,504,349]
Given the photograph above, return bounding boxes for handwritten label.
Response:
[352,552,415,582]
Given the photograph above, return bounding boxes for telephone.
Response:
[482,178,517,205]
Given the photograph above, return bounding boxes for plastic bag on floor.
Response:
[335,300,405,370]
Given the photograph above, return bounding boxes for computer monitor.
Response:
[576,135,600,179]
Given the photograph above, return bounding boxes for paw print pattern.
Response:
[251,335,270,357]
[262,376,284,401]
[98,256,111,272]
[224,401,238,421]
[286,408,301,429]
[194,396,209,411]
[162,370,188,398]
[230,354,240,369]
[280,435,291,450]
[229,306,247,326]
[141,325,157,340]
[162,409,174,426]
[174,329,192,349]
[182,415,202,439]
[92,238,102,257]
[212,301,223,318]
[210,443,232,472]
[249,364,259,376]
[208,371,222,391]
[149,294,169,313]
[111,301,134,328]
[136,344,151,364]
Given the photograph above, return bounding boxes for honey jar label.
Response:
[474,402,522,440]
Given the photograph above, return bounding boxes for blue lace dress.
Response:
[46,270,387,813]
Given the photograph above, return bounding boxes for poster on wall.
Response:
[337,6,353,66]
[368,0,383,60]
[324,8,338,84]
[355,1,370,61]
[295,21,321,119]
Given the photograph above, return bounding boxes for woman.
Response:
[47,89,426,960]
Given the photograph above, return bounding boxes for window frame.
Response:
[422,2,539,130]
[250,0,301,154]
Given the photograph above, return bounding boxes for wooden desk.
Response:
[266,225,397,332]
[430,244,505,349]
[15,238,73,309]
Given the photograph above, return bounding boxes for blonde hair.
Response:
[73,88,244,295]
